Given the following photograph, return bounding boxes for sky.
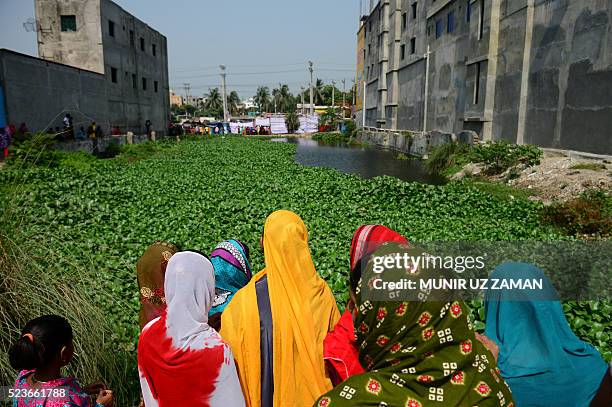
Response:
[0,0,365,98]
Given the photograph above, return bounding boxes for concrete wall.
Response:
[100,0,170,135]
[360,0,612,154]
[0,49,109,133]
[36,0,105,74]
[34,0,170,136]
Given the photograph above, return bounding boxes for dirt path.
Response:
[454,151,612,204]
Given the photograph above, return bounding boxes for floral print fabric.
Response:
[315,245,514,407]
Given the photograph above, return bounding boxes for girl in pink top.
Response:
[9,315,114,407]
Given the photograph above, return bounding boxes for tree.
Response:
[313,79,325,105]
[271,84,295,113]
[204,88,223,118]
[285,110,300,134]
[254,86,271,113]
[228,91,241,116]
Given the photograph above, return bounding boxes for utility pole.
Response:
[308,61,314,116]
[423,45,431,133]
[342,79,346,118]
[332,80,336,110]
[300,86,305,115]
[183,83,191,118]
[220,65,228,122]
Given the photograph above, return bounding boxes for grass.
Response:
[569,162,607,171]
[462,178,537,202]
[1,136,610,402]
[312,132,350,144]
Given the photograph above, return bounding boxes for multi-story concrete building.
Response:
[358,0,612,154]
[0,0,169,135]
[170,90,183,107]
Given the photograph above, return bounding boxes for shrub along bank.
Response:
[1,137,609,403]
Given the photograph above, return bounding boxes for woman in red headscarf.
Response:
[323,225,408,385]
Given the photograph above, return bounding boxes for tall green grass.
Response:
[0,154,140,406]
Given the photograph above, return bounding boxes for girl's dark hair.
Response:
[8,315,73,371]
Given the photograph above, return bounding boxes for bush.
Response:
[312,132,350,144]
[425,143,470,175]
[470,141,542,175]
[6,133,61,168]
[541,189,612,237]
[343,120,357,138]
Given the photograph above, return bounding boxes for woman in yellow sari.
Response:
[221,210,341,407]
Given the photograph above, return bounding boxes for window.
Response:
[368,44,371,56]
[400,44,406,60]
[412,3,417,19]
[108,20,115,37]
[447,10,455,33]
[474,62,481,104]
[467,0,472,22]
[140,37,145,51]
[410,37,416,54]
[154,81,159,93]
[152,44,156,56]
[129,30,134,46]
[435,19,443,38]
[132,74,137,89]
[479,0,485,39]
[60,15,76,32]
[402,13,407,31]
[142,77,147,91]
[110,67,117,83]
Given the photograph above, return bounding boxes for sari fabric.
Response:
[138,252,245,407]
[221,210,341,407]
[209,239,253,316]
[315,245,514,407]
[324,225,407,385]
[137,241,178,329]
[485,263,608,407]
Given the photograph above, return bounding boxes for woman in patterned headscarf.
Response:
[136,241,178,329]
[324,225,409,385]
[208,239,253,331]
[315,244,514,407]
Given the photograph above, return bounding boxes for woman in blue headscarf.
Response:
[484,262,609,407]
[208,239,253,331]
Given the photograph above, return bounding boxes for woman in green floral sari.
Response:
[314,244,514,407]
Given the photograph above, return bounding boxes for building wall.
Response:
[35,0,105,74]
[0,49,109,132]
[34,0,170,135]
[100,0,169,134]
[361,0,612,154]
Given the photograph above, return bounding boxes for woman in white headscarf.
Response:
[137,251,245,407]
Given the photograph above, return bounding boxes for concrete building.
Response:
[0,0,169,135]
[170,90,183,107]
[358,0,612,154]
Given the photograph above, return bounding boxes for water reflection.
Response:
[271,137,445,185]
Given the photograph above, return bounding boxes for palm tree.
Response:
[228,91,240,115]
[314,79,325,106]
[272,84,294,113]
[204,88,223,117]
[254,86,271,113]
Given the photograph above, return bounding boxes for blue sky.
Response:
[0,0,364,98]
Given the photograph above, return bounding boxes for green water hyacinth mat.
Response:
[1,137,609,370]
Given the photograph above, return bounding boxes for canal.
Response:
[271,137,445,185]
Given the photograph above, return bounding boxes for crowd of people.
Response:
[8,210,612,406]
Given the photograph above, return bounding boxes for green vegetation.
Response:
[312,132,350,144]
[542,189,612,238]
[461,178,537,202]
[569,162,607,171]
[1,137,610,402]
[425,141,543,177]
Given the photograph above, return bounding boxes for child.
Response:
[8,315,114,407]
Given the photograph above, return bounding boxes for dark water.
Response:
[271,138,445,185]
